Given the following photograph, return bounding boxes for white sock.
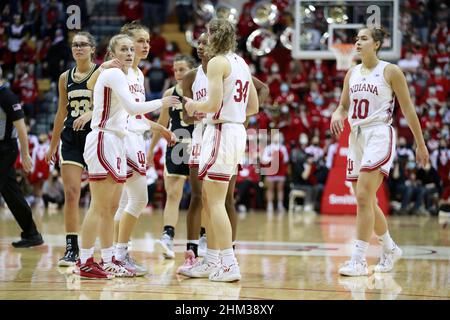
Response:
[80,247,94,264]
[101,246,114,263]
[206,249,220,265]
[377,231,396,252]
[187,240,199,245]
[115,243,128,261]
[351,240,369,262]
[221,248,236,267]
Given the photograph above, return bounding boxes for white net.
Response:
[330,44,357,71]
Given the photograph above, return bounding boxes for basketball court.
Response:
[0,207,448,300]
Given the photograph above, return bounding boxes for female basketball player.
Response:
[45,31,104,267]
[184,19,259,282]
[112,22,176,276]
[74,34,179,279]
[178,32,269,276]
[330,27,429,276]
[147,54,196,260]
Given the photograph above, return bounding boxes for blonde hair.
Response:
[105,34,133,60]
[120,21,150,38]
[206,18,236,57]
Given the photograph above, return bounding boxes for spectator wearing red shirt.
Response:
[274,82,299,107]
[290,102,313,141]
[428,67,449,103]
[261,132,289,212]
[12,64,38,119]
[432,43,449,70]
[149,27,167,59]
[118,0,143,22]
[287,60,308,96]
[235,158,262,211]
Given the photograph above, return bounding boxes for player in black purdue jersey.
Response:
[45,31,120,267]
[147,54,196,259]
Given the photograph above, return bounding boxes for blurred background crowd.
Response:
[0,0,448,216]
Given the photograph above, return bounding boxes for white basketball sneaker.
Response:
[182,259,219,278]
[374,245,403,273]
[339,259,369,276]
[155,234,175,259]
[209,262,241,282]
[198,235,207,257]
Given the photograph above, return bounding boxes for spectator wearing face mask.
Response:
[42,169,64,209]
[403,161,428,215]
[432,43,449,70]
[430,138,450,194]
[428,67,449,103]
[416,161,442,215]
[423,107,442,139]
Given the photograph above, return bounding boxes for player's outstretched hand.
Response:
[183,97,195,116]
[161,96,180,109]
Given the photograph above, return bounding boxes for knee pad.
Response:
[123,174,148,218]
[124,200,147,218]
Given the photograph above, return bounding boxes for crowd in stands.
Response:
[0,0,448,216]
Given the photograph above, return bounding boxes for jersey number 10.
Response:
[234,80,249,103]
[351,98,369,119]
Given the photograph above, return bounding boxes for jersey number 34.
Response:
[234,80,250,103]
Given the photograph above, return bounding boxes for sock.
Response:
[101,246,114,263]
[351,240,369,262]
[187,240,199,257]
[115,243,128,261]
[377,231,396,252]
[163,225,175,238]
[66,234,78,252]
[200,227,206,237]
[221,248,236,266]
[206,249,220,265]
[80,248,93,264]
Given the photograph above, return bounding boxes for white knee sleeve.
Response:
[114,187,128,222]
[124,174,148,218]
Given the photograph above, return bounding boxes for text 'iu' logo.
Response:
[192,145,201,158]
[117,158,121,171]
[347,159,354,175]
[137,151,146,167]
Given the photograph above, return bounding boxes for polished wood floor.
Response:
[0,205,448,300]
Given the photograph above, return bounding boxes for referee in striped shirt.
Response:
[0,66,43,247]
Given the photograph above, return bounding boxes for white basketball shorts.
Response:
[84,130,127,183]
[189,121,204,168]
[198,123,246,183]
[125,131,147,178]
[346,123,396,181]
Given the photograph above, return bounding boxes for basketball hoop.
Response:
[330,43,357,71]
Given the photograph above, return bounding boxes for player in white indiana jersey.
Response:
[74,34,179,279]
[111,23,176,276]
[178,33,269,277]
[330,27,429,277]
[185,19,259,282]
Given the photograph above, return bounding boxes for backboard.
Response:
[293,0,401,60]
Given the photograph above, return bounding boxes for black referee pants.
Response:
[0,147,39,237]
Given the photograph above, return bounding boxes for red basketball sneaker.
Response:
[73,257,114,280]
